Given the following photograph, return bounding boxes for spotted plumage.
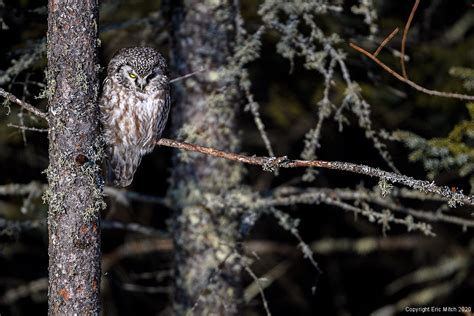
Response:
[99,47,170,187]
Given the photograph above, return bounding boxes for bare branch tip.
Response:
[0,88,48,120]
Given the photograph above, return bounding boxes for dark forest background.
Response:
[0,0,473,315]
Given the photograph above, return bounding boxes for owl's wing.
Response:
[156,86,171,140]
[99,78,113,109]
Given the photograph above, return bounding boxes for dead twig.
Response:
[349,43,474,102]
[7,123,48,132]
[0,88,48,120]
[103,238,173,271]
[169,67,206,83]
[374,28,399,57]
[400,0,420,78]
[350,0,474,102]
[241,256,272,316]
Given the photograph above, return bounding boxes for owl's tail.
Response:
[106,146,143,187]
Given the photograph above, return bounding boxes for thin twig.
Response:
[0,88,48,120]
[401,0,420,78]
[121,283,171,294]
[0,181,45,196]
[374,28,399,57]
[0,278,48,305]
[244,260,291,304]
[103,238,173,271]
[245,236,432,256]
[169,68,206,83]
[241,257,272,316]
[0,217,166,237]
[103,186,170,207]
[157,138,473,206]
[0,181,169,208]
[349,42,474,101]
[7,123,48,132]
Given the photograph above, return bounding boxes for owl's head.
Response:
[108,47,169,93]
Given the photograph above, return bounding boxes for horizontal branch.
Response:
[157,138,473,206]
[246,236,432,256]
[7,123,48,132]
[0,181,169,207]
[1,89,470,207]
[0,88,48,120]
[0,87,471,207]
[0,181,45,196]
[0,217,166,237]
[266,187,474,229]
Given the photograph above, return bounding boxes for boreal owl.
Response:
[99,47,170,187]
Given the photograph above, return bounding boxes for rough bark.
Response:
[167,0,243,314]
[46,0,103,315]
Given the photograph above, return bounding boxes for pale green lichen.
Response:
[2,98,11,115]
[378,178,393,198]
[351,0,379,39]
[75,65,89,94]
[36,68,56,100]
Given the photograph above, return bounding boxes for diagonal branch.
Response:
[0,88,48,120]
[349,42,474,101]
[157,138,473,206]
[350,0,474,102]
[374,28,399,57]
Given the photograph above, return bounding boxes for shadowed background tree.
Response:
[167,0,244,314]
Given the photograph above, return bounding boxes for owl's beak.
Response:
[137,78,146,92]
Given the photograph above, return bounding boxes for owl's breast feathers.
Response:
[100,78,170,151]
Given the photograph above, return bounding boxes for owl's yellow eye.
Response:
[129,73,137,79]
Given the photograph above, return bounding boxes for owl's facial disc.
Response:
[117,62,167,92]
[147,68,167,89]
[119,65,140,90]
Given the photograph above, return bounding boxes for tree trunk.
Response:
[168,1,243,314]
[46,0,103,315]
